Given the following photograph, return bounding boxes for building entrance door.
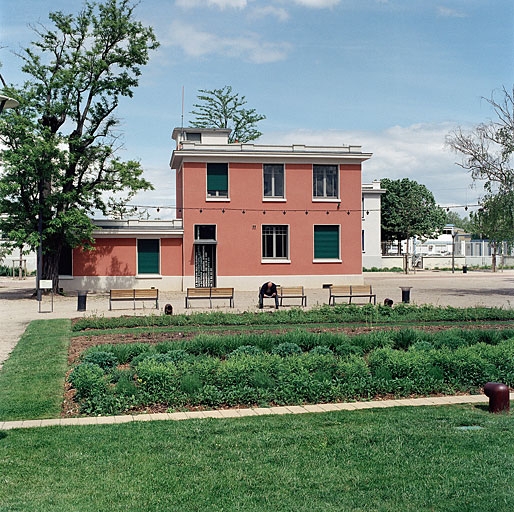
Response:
[194,244,216,287]
[194,225,217,288]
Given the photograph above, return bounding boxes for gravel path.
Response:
[2,270,514,369]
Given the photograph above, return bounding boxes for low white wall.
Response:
[180,274,364,292]
[379,255,469,271]
[362,254,383,269]
[59,276,183,294]
[381,256,404,269]
[421,256,466,270]
[59,274,364,293]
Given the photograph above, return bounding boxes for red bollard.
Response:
[484,382,510,413]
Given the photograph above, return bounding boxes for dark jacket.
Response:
[260,282,277,296]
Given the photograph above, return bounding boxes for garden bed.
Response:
[64,323,514,417]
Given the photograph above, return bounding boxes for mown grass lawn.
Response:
[1,316,513,511]
[0,319,70,420]
[1,405,513,511]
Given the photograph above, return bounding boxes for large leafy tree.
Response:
[445,210,473,233]
[0,0,159,291]
[381,178,446,261]
[446,86,514,270]
[469,191,514,272]
[190,86,266,143]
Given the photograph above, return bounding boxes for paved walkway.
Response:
[2,393,511,431]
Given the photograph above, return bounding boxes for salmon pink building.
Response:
[61,128,373,292]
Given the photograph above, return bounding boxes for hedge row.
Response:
[71,303,514,331]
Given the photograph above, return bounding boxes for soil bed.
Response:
[63,323,507,418]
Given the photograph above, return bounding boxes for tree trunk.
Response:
[42,245,62,293]
[492,244,497,273]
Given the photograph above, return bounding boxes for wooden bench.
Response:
[278,286,307,307]
[185,287,234,308]
[109,288,159,310]
[328,285,376,305]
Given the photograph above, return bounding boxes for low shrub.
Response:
[0,264,12,277]
[68,363,107,400]
[409,340,434,352]
[309,345,333,356]
[82,351,118,370]
[272,342,302,357]
[84,342,151,365]
[227,345,263,358]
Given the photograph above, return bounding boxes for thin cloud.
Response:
[175,0,247,9]
[437,6,466,18]
[292,0,340,7]
[259,124,481,207]
[250,5,290,22]
[164,21,291,63]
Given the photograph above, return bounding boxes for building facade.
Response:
[61,129,373,292]
[361,180,385,269]
[171,128,372,290]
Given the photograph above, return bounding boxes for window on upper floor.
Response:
[314,225,340,260]
[262,225,289,260]
[313,164,338,199]
[263,164,284,199]
[207,163,228,198]
[137,239,160,274]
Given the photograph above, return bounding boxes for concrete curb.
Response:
[2,393,511,431]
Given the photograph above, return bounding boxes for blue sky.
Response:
[1,0,513,218]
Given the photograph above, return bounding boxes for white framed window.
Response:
[263,164,285,199]
[313,164,338,199]
[262,225,289,260]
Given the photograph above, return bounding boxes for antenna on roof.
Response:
[180,86,185,141]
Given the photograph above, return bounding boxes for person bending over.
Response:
[259,281,279,309]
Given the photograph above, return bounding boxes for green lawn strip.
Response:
[0,319,70,421]
[1,405,513,511]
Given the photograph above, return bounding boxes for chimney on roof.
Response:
[171,127,231,147]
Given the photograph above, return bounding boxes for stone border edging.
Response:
[2,393,509,431]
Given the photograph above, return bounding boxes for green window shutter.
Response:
[138,239,159,274]
[207,163,228,195]
[314,226,339,259]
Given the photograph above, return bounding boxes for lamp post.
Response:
[37,178,43,304]
[451,226,456,274]
[0,94,19,113]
